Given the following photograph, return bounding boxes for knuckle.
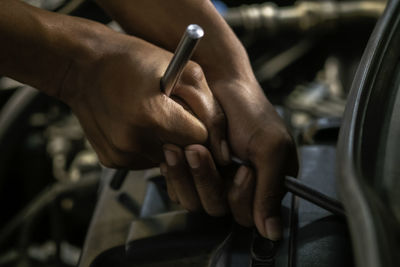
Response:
[248,125,295,161]
[275,129,294,151]
[180,62,205,88]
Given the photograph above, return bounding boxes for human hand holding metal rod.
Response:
[159,24,344,218]
[161,24,204,96]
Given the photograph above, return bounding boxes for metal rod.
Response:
[233,156,345,216]
[160,24,204,96]
[284,176,346,217]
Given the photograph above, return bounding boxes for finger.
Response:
[252,155,286,241]
[228,165,255,227]
[158,95,208,146]
[287,145,300,178]
[173,63,230,165]
[245,126,296,241]
[184,144,228,217]
[160,163,178,203]
[163,144,202,212]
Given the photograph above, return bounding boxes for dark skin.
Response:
[0,0,298,240]
[0,0,224,166]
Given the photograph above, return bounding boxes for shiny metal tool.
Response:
[160,24,204,96]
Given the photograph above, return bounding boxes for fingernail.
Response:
[264,217,283,241]
[220,140,230,163]
[185,150,200,169]
[234,165,249,186]
[160,163,168,176]
[164,149,177,166]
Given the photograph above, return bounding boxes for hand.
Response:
[161,78,298,240]
[92,0,298,239]
[165,50,297,242]
[59,31,227,169]
[211,78,298,240]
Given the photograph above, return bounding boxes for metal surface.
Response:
[160,24,204,96]
[224,1,386,33]
[337,0,400,266]
[285,176,345,217]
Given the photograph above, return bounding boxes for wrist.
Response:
[95,0,253,82]
[54,19,116,104]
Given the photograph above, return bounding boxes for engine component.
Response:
[224,0,386,33]
[337,0,400,265]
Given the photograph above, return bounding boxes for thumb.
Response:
[157,95,208,145]
[252,153,286,241]
[248,126,298,240]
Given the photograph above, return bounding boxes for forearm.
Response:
[0,0,107,98]
[95,0,255,85]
